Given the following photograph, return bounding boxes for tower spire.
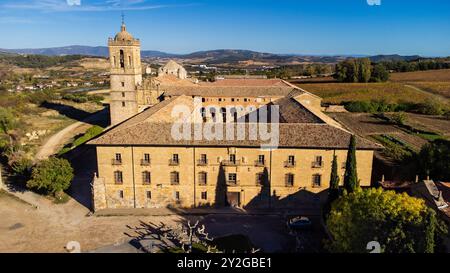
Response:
[120,11,126,32]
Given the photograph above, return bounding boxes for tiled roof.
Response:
[270,97,324,124]
[88,121,379,149]
[89,95,380,149]
[161,86,299,98]
[200,79,291,87]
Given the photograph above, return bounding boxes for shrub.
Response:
[326,188,447,253]
[26,157,74,195]
[391,112,407,125]
[416,98,446,115]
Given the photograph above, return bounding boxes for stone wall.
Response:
[94,145,374,210]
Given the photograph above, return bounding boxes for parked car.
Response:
[287,216,312,231]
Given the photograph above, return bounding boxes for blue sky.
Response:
[0,0,449,56]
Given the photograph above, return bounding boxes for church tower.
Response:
[108,20,142,125]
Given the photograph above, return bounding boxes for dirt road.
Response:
[35,109,108,160]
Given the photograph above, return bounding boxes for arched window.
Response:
[221,107,227,123]
[119,50,125,68]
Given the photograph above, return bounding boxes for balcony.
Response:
[169,159,180,166]
[140,159,151,166]
[311,161,324,168]
[284,161,296,168]
[197,159,208,166]
[222,160,241,166]
[226,180,239,186]
[112,159,122,165]
[254,160,266,167]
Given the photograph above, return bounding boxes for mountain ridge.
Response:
[0,46,429,64]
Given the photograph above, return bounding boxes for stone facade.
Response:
[92,23,379,211]
[93,145,374,210]
[108,23,142,126]
[158,60,188,79]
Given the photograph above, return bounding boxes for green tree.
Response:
[370,63,390,82]
[326,188,447,253]
[328,155,340,203]
[358,58,372,83]
[26,157,74,195]
[418,140,450,181]
[343,135,359,192]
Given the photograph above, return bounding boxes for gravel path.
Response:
[35,109,108,160]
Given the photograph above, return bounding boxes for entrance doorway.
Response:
[227,192,241,207]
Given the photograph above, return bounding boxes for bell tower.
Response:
[108,19,142,125]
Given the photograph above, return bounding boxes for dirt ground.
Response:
[0,190,294,253]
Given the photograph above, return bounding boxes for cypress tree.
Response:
[329,155,340,202]
[344,135,359,193]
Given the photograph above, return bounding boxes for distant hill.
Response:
[0,46,175,58]
[0,46,428,65]
[369,54,423,63]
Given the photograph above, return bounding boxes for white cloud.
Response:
[1,0,196,12]
[67,0,81,6]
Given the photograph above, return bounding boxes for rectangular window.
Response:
[229,154,236,163]
[122,101,126,107]
[121,82,125,87]
[201,192,207,200]
[114,171,123,184]
[313,156,323,168]
[228,173,237,185]
[122,92,125,97]
[199,172,207,186]
[199,154,207,165]
[256,173,265,186]
[146,191,151,200]
[312,174,322,188]
[115,153,122,162]
[285,173,294,187]
[173,154,179,163]
[144,153,150,162]
[174,191,180,200]
[142,171,151,185]
[285,156,296,168]
[119,190,124,199]
[258,155,265,165]
[113,153,122,165]
[171,172,180,185]
[288,155,295,164]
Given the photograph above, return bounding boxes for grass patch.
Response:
[415,133,447,142]
[58,125,104,156]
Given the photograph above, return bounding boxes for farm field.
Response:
[397,113,450,137]
[328,112,428,151]
[390,69,450,82]
[297,82,438,104]
[390,69,450,99]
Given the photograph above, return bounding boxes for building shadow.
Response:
[40,101,109,127]
[62,145,97,209]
